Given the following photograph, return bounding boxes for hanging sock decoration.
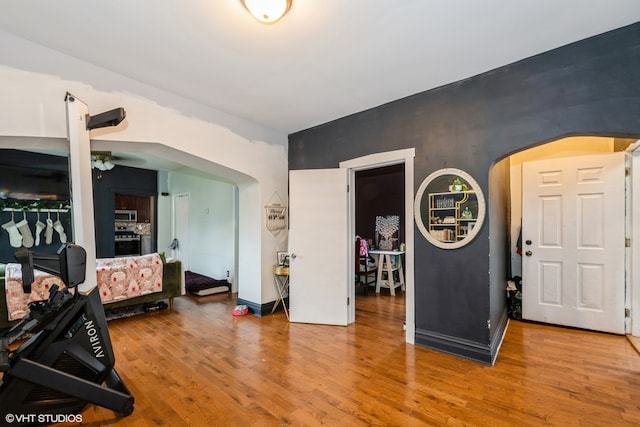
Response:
[45,215,54,245]
[16,213,34,248]
[1,219,23,248]
[34,212,45,246]
[53,219,67,243]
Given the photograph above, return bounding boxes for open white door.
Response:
[522,152,625,334]
[289,169,350,325]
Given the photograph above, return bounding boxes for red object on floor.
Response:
[232,305,248,316]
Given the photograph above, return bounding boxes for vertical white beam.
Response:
[65,93,97,293]
[632,148,640,336]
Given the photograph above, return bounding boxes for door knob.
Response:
[525,251,533,256]
[290,253,297,259]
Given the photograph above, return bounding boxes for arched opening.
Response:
[489,135,638,335]
[0,138,259,305]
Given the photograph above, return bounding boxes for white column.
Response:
[65,93,97,293]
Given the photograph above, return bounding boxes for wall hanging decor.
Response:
[0,200,72,261]
[375,215,400,250]
[414,168,486,249]
[265,192,287,236]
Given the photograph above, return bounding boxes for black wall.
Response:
[288,23,640,363]
[355,164,405,246]
[0,150,157,261]
[0,150,72,263]
[92,165,157,258]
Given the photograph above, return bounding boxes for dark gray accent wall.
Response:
[355,164,405,245]
[488,156,510,362]
[0,151,158,262]
[288,23,640,363]
[0,150,71,263]
[92,166,157,258]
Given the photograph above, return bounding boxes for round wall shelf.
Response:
[414,168,486,249]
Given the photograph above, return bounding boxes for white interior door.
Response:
[288,168,350,325]
[522,152,625,334]
[173,193,190,270]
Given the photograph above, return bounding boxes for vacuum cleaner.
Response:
[0,243,134,425]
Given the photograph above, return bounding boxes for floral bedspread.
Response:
[4,253,163,322]
[96,253,163,303]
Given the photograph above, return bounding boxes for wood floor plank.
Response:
[9,290,640,426]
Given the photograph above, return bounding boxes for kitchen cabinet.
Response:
[115,194,137,210]
[115,194,152,223]
[136,198,151,223]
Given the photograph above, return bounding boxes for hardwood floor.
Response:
[44,291,640,426]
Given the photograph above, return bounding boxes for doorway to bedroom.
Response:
[353,163,406,340]
[354,164,406,301]
[340,148,415,343]
[165,170,238,299]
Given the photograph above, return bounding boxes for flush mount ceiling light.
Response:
[241,0,291,24]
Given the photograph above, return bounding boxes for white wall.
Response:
[169,169,236,289]
[0,31,289,306]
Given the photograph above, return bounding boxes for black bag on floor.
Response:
[507,276,522,320]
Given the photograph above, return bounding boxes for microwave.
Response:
[115,209,137,222]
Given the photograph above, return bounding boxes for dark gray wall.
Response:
[0,150,72,263]
[288,23,640,363]
[355,164,405,246]
[92,166,157,258]
[488,157,510,351]
[0,150,158,261]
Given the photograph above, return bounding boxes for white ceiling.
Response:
[0,1,639,136]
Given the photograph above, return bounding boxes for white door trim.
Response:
[628,141,640,336]
[340,148,416,344]
[172,192,190,269]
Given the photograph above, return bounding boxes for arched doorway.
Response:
[498,136,635,333]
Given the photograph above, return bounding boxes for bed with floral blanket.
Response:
[1,253,182,327]
[96,254,163,305]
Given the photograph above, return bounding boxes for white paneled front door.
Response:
[522,152,626,334]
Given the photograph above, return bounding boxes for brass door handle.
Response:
[525,251,533,256]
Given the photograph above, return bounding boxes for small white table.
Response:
[368,250,405,296]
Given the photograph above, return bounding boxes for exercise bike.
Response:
[0,243,134,425]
